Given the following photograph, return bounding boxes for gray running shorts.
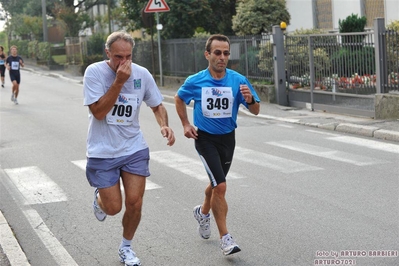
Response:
[86,148,150,189]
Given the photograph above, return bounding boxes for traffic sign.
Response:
[144,0,170,13]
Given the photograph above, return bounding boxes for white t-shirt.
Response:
[83,61,163,158]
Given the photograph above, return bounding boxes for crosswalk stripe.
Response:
[328,136,399,154]
[234,146,323,173]
[71,159,162,190]
[23,208,78,265]
[71,159,86,171]
[266,141,387,166]
[306,129,340,137]
[4,166,67,205]
[150,150,245,181]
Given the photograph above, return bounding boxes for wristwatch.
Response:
[247,96,256,105]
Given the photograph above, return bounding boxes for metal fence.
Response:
[286,31,377,94]
[131,27,398,117]
[133,29,398,92]
[285,19,399,117]
[381,28,399,93]
[133,35,274,83]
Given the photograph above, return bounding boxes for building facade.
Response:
[286,0,398,32]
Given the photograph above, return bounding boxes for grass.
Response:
[52,54,67,65]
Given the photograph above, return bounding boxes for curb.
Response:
[0,211,30,266]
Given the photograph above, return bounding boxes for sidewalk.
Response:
[1,64,398,265]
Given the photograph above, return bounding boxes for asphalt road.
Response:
[0,70,398,266]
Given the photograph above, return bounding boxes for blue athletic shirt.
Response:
[177,68,260,135]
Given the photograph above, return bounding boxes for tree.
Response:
[0,0,105,38]
[122,0,237,39]
[338,13,367,33]
[201,0,237,36]
[0,0,30,16]
[0,0,111,17]
[52,2,92,37]
[232,0,290,35]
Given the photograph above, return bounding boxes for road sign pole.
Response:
[144,0,170,87]
[156,12,163,87]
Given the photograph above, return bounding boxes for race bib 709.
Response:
[106,94,137,125]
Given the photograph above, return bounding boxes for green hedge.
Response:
[9,40,29,57]
[37,42,51,61]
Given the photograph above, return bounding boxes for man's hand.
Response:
[239,84,253,103]
[183,124,198,140]
[161,126,175,146]
[115,59,132,85]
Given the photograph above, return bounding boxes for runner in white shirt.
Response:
[83,30,175,266]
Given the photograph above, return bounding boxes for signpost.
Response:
[144,0,170,86]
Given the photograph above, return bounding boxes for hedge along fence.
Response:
[9,40,29,57]
[10,40,52,63]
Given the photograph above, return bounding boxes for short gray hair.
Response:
[105,30,135,51]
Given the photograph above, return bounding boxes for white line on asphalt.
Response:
[306,129,340,137]
[1,168,77,265]
[239,107,300,123]
[0,211,31,266]
[267,140,387,166]
[234,146,323,173]
[71,159,86,171]
[71,160,162,190]
[150,150,245,181]
[4,166,67,205]
[276,124,294,128]
[23,209,78,265]
[329,136,399,154]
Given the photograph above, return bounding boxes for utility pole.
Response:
[107,0,111,34]
[41,0,48,41]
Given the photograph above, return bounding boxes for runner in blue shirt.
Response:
[175,34,260,256]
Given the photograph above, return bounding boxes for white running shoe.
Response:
[11,93,14,101]
[14,98,18,105]
[118,246,141,266]
[220,234,241,256]
[92,188,106,221]
[193,205,211,239]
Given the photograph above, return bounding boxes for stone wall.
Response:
[375,94,399,119]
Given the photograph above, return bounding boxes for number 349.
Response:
[206,98,229,110]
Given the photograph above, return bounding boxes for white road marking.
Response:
[1,168,78,265]
[328,136,399,154]
[145,180,162,190]
[0,211,31,266]
[150,150,245,181]
[71,159,86,171]
[71,160,162,190]
[306,129,340,137]
[267,141,387,166]
[276,124,294,128]
[234,146,323,173]
[4,166,67,205]
[23,209,78,265]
